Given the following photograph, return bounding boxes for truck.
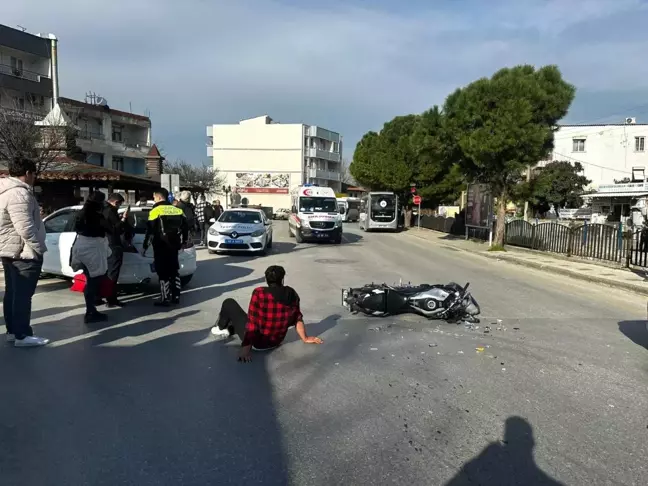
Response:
[288,185,343,244]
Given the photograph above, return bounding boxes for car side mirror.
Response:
[209,218,216,223]
[339,208,345,214]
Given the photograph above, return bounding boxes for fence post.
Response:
[625,228,633,268]
[617,222,623,260]
[531,222,537,249]
[582,221,588,245]
[567,224,574,257]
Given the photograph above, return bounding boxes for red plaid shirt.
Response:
[243,287,304,348]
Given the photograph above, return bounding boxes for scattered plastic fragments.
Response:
[370,348,378,351]
[429,343,438,347]
[476,347,485,353]
[502,368,506,371]
[457,351,464,355]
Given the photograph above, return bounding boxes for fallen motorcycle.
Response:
[341,282,480,323]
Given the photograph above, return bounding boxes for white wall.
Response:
[547,123,648,188]
[210,118,304,209]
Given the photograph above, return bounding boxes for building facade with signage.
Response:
[206,115,343,209]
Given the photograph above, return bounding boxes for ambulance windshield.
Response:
[299,197,337,213]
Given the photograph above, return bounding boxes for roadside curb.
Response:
[406,231,648,297]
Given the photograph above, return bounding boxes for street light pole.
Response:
[222,185,232,209]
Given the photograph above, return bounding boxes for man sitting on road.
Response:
[211,265,323,362]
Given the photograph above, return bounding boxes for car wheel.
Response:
[267,237,273,249]
[288,224,294,237]
[180,275,193,287]
[208,249,216,254]
[295,228,303,243]
[334,236,342,244]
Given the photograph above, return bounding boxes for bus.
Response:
[359,192,399,232]
[337,197,360,222]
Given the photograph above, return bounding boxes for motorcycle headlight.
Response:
[208,227,218,235]
[251,229,265,237]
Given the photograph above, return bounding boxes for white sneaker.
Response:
[210,327,230,340]
[5,334,16,343]
[14,336,50,347]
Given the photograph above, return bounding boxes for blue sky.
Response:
[6,0,648,163]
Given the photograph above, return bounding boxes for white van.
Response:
[288,185,343,244]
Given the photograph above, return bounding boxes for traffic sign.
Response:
[413,195,422,205]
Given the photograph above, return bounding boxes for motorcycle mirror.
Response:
[463,283,470,291]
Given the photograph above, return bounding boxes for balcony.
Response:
[0,63,46,82]
[78,130,104,140]
[307,126,340,143]
[308,168,341,181]
[306,147,341,163]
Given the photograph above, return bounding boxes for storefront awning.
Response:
[587,192,648,198]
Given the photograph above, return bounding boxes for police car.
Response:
[207,208,273,254]
[41,205,198,286]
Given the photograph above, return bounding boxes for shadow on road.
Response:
[445,417,564,486]
[618,320,648,349]
[0,326,290,485]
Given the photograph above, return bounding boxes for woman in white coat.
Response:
[70,191,111,324]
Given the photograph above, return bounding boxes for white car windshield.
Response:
[219,211,262,224]
[299,197,337,213]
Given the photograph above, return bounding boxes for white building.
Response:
[543,118,648,223]
[544,118,648,189]
[206,115,343,209]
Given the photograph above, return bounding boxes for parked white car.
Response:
[273,208,290,220]
[207,208,273,254]
[41,205,197,286]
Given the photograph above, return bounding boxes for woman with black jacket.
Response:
[70,191,111,323]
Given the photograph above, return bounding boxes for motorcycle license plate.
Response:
[341,289,349,307]
[225,239,244,244]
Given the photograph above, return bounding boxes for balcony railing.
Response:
[0,64,47,83]
[306,147,341,163]
[124,138,149,149]
[78,130,104,140]
[308,168,341,181]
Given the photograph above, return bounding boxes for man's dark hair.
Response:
[154,188,169,200]
[265,265,286,286]
[8,157,37,178]
[108,193,125,203]
[88,191,106,203]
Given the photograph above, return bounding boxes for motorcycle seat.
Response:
[391,284,432,295]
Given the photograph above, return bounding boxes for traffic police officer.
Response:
[143,188,188,306]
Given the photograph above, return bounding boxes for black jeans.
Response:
[202,222,210,245]
[82,267,103,315]
[2,257,42,339]
[154,245,180,302]
[106,246,123,302]
[216,299,247,340]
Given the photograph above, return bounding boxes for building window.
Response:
[572,138,586,152]
[635,136,645,152]
[10,57,23,76]
[112,157,124,172]
[112,125,123,142]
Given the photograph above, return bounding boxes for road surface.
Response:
[1,222,646,485]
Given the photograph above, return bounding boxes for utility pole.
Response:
[524,165,531,221]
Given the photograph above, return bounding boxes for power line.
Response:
[552,151,632,175]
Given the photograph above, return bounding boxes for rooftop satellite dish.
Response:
[96,97,108,106]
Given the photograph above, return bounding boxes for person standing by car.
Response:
[202,200,216,247]
[212,199,224,219]
[102,193,131,307]
[176,191,196,241]
[0,157,49,347]
[71,191,111,324]
[143,188,188,307]
[194,194,207,245]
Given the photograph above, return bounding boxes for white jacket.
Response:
[0,177,47,260]
[70,235,111,278]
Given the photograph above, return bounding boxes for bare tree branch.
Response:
[163,159,225,199]
[0,94,82,175]
[340,158,355,185]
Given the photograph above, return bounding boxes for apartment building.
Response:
[207,115,343,209]
[541,118,648,222]
[0,24,58,116]
[58,96,153,176]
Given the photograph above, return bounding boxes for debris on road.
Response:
[476,347,485,353]
[370,347,378,351]
[429,343,438,347]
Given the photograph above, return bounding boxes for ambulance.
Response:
[288,184,343,244]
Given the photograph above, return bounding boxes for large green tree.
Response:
[349,131,381,189]
[444,65,575,245]
[527,161,590,216]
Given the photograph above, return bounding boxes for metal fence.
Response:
[419,216,648,267]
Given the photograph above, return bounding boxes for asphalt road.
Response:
[1,222,647,486]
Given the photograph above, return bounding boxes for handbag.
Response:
[70,273,114,298]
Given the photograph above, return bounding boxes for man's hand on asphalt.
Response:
[238,345,252,363]
[304,336,323,344]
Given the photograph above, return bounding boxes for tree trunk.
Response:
[494,191,507,246]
